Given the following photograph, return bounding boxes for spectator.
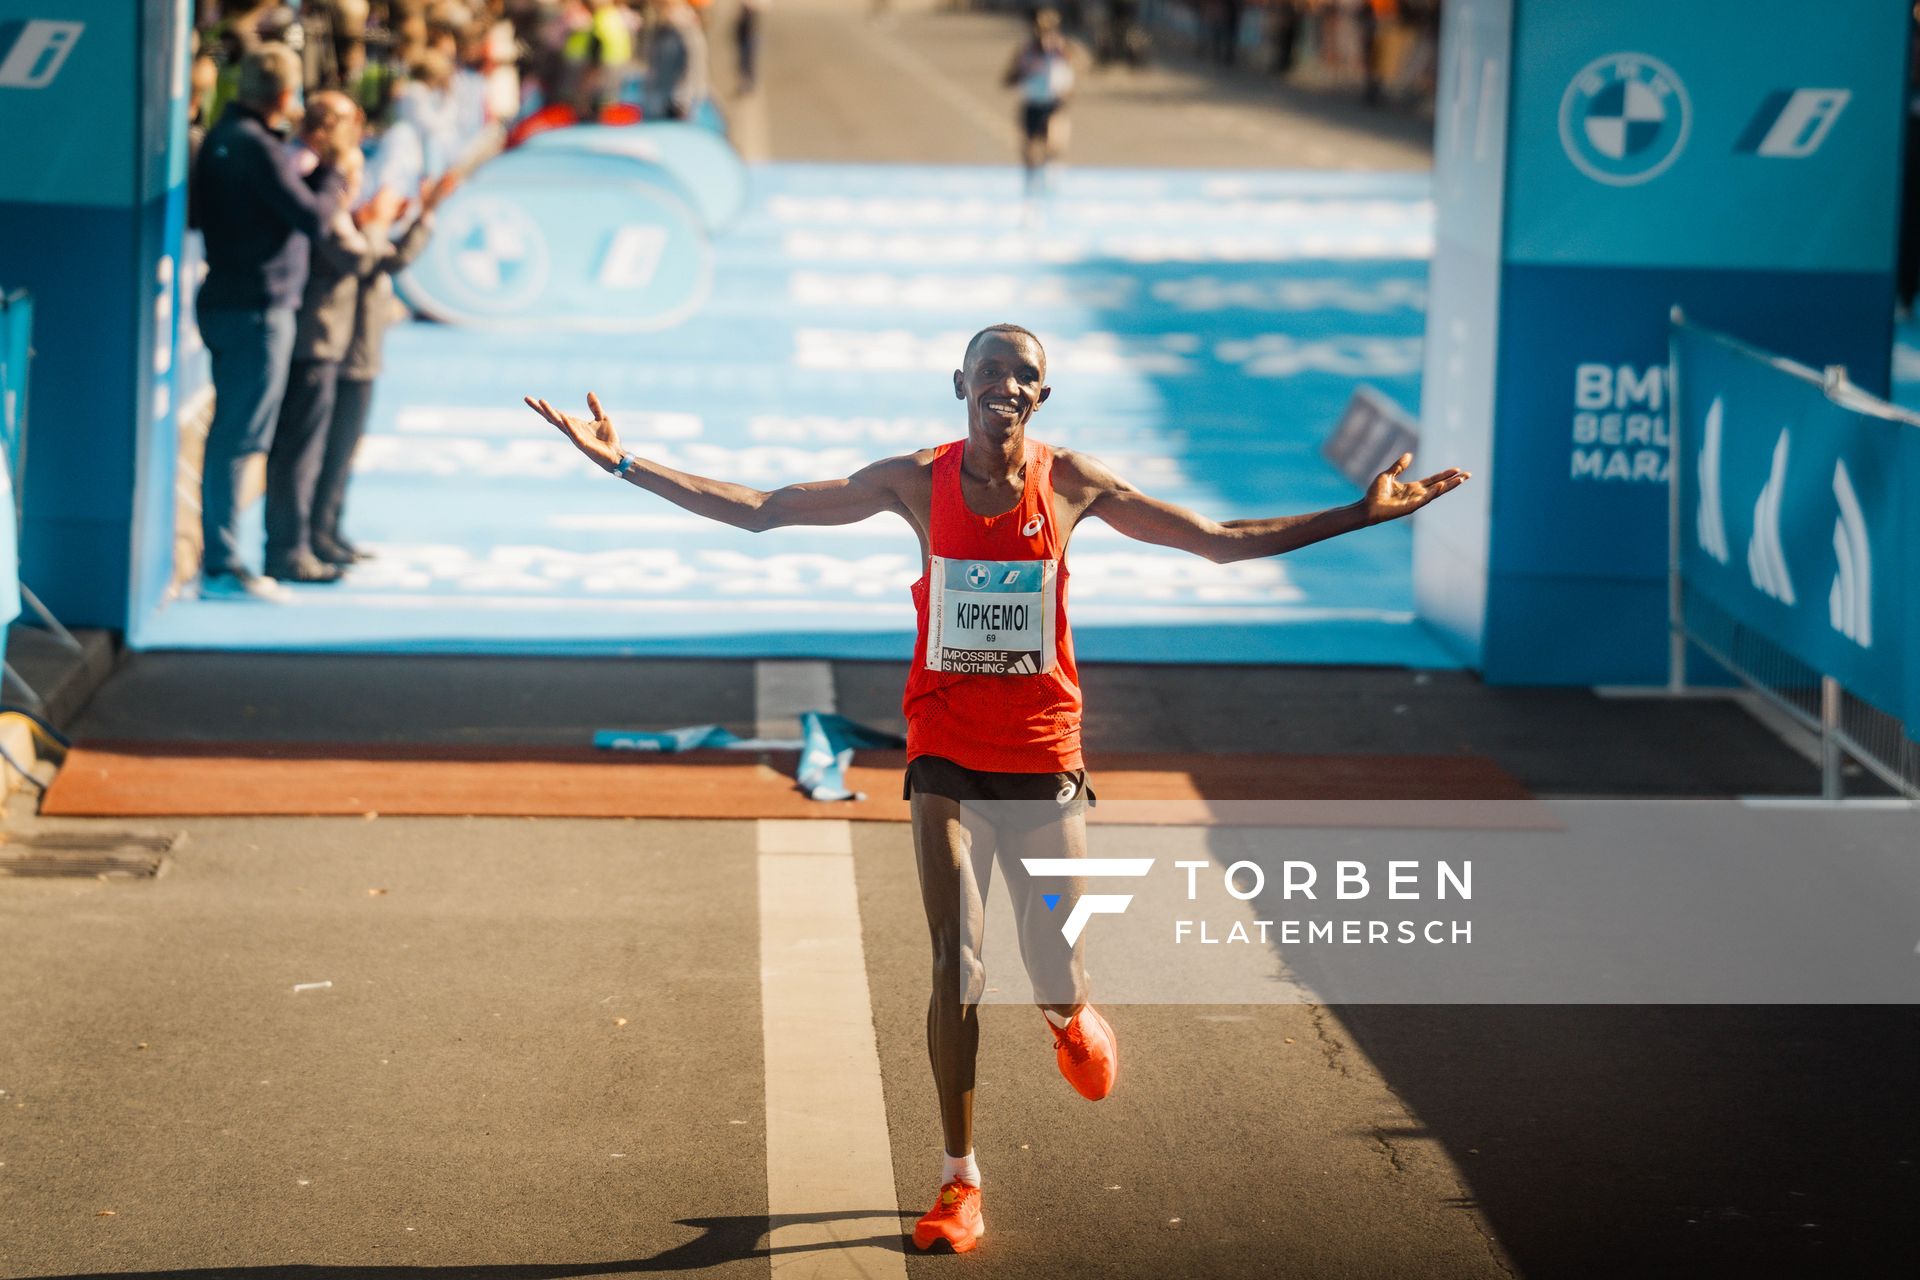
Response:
[263,90,378,584]
[1269,0,1302,77]
[644,0,708,122]
[204,0,288,125]
[317,174,458,565]
[330,0,372,90]
[399,49,467,174]
[477,3,524,122]
[734,0,766,95]
[188,50,220,176]
[190,43,343,602]
[563,0,636,117]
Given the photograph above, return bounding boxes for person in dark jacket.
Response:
[313,173,454,566]
[190,43,344,601]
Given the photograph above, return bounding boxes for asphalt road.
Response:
[6,656,1918,1277]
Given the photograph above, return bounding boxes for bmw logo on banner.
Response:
[397,149,713,331]
[1558,52,1691,186]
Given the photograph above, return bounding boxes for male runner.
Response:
[1003,10,1081,197]
[524,324,1467,1253]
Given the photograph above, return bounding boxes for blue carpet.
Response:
[137,163,1458,666]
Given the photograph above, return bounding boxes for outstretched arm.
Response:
[1064,450,1468,564]
[525,393,907,532]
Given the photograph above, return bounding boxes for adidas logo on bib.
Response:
[1007,654,1038,675]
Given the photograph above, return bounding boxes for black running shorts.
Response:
[903,753,1094,817]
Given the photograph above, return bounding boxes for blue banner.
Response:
[1673,319,1918,731]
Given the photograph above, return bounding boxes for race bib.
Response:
[925,555,1058,675]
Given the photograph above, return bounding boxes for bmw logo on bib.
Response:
[1558,53,1691,186]
[966,563,991,588]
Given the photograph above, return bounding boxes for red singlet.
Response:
[903,438,1083,773]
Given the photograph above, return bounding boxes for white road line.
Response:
[755,660,837,739]
[757,818,908,1277]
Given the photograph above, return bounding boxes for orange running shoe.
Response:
[912,1180,985,1253]
[1050,1004,1118,1100]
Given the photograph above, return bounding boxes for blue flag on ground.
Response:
[594,711,904,801]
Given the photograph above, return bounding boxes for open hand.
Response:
[359,185,406,227]
[1361,453,1469,524]
[525,392,624,471]
[420,171,460,215]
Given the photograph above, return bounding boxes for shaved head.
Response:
[964,324,1045,374]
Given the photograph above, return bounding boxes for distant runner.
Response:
[525,324,1468,1253]
[1003,9,1082,196]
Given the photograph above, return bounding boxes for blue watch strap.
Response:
[613,453,637,477]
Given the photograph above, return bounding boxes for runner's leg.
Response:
[998,803,1091,1019]
[911,790,998,1158]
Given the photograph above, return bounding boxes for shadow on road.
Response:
[18,1209,918,1280]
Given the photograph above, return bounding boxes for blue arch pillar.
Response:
[1414,0,1906,684]
[0,0,190,629]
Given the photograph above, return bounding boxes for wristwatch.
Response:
[613,453,638,478]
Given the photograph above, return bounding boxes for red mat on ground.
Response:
[41,742,1536,822]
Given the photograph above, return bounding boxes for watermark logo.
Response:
[1737,89,1850,158]
[0,19,82,89]
[1020,858,1154,945]
[1559,53,1691,186]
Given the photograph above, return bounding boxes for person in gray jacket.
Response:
[263,91,376,583]
[309,173,456,567]
[265,94,451,577]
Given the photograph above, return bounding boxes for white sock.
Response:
[1044,1007,1074,1029]
[942,1150,981,1187]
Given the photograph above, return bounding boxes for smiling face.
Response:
[955,329,1050,439]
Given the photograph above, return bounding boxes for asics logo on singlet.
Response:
[1021,859,1155,945]
[1021,515,1044,537]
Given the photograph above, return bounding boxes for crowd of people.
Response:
[184,1,725,602]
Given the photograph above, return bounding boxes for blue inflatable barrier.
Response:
[396,148,713,332]
[521,122,748,233]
